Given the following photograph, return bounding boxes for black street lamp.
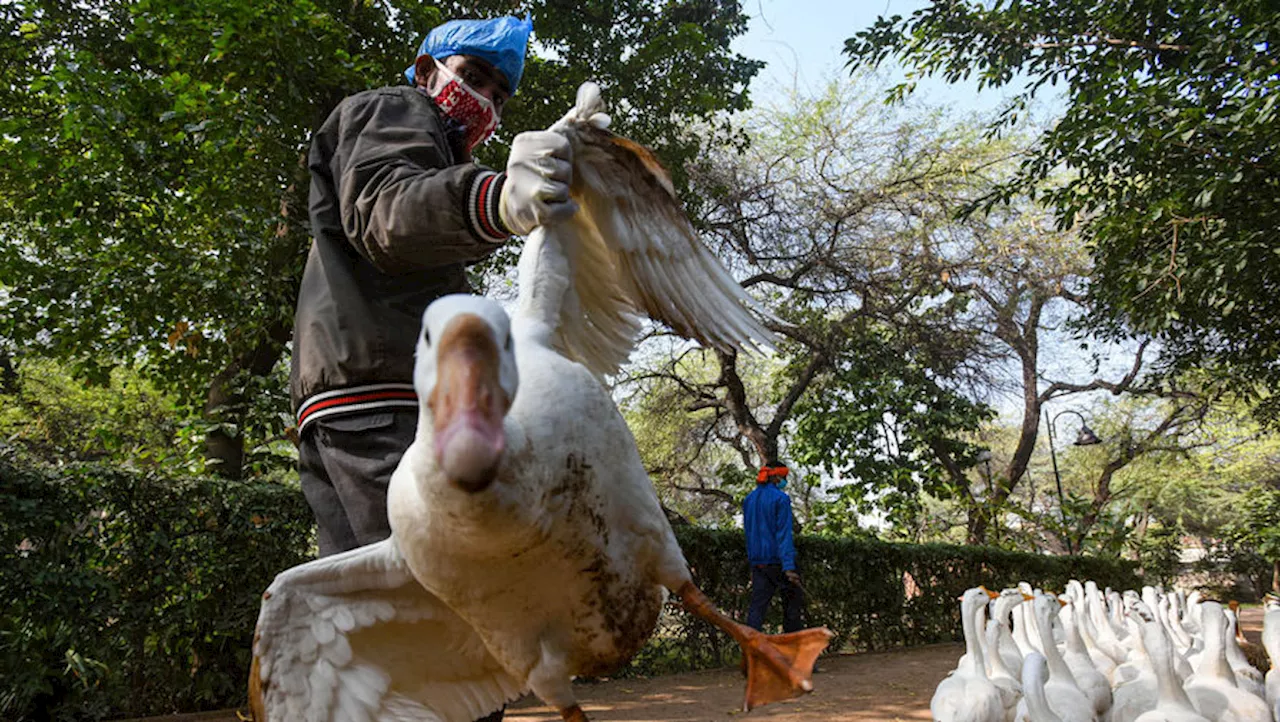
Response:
[1044,408,1102,555]
[976,448,995,541]
[976,448,993,489]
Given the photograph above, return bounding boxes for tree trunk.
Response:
[203,322,290,479]
[1001,294,1046,493]
[715,349,776,466]
[1075,462,1122,553]
[966,505,990,545]
[0,350,16,393]
[204,364,246,480]
[203,174,306,479]
[1273,559,1279,594]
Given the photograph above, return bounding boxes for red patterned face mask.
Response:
[428,61,499,152]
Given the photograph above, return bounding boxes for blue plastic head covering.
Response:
[404,15,534,93]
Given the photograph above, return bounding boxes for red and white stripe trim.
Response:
[297,382,419,431]
[466,170,510,243]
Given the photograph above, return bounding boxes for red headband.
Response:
[757,465,789,483]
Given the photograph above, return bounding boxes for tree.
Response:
[844,1,1280,421]
[972,389,1279,578]
[926,202,1214,545]
[1223,487,1280,595]
[629,77,1221,546]
[621,79,1007,532]
[0,0,762,477]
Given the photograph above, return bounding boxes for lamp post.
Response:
[1045,408,1102,555]
[976,448,994,542]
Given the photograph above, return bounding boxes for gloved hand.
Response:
[499,130,577,235]
[785,569,802,587]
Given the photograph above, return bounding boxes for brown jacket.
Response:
[289,85,509,428]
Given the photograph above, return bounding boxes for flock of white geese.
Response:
[933,582,1280,722]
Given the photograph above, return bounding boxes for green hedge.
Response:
[623,526,1141,676]
[1,455,1140,718]
[0,455,313,721]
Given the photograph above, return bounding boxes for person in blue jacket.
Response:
[743,463,803,632]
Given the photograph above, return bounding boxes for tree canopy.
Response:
[844,0,1280,421]
[0,0,762,476]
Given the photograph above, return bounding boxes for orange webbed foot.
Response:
[739,626,833,710]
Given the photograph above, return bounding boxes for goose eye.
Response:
[504,334,513,352]
[424,328,432,345]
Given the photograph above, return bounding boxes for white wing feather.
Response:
[251,538,523,722]
[530,82,775,377]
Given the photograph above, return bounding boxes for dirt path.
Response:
[504,643,961,722]
[121,607,1267,722]
[505,607,1267,722]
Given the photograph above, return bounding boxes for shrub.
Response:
[624,526,1141,676]
[2,454,1140,716]
[0,452,313,720]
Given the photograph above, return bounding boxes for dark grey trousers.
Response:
[299,409,416,557]
[297,408,505,722]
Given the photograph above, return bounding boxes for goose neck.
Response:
[960,595,987,675]
[1024,660,1062,722]
[1036,603,1076,682]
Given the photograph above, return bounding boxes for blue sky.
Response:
[731,0,1024,115]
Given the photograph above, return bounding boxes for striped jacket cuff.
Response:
[465,170,510,243]
[297,383,418,431]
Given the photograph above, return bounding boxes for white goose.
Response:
[1185,591,1204,637]
[1155,595,1195,680]
[1085,580,1128,667]
[1013,593,1096,722]
[1134,619,1210,722]
[1112,616,1159,722]
[1109,589,1131,642]
[986,618,1022,722]
[1013,601,1041,659]
[1264,594,1280,722]
[248,83,831,722]
[931,587,1005,722]
[1183,601,1271,722]
[1059,598,1112,719]
[1021,652,1063,722]
[1223,603,1266,700]
[989,588,1030,681]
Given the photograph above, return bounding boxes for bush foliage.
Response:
[2,456,1139,718]
[0,453,313,720]
[626,526,1141,676]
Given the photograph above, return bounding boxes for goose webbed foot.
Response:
[674,581,833,711]
[559,704,589,721]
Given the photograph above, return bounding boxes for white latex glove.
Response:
[499,130,577,235]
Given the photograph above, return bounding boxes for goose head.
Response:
[1032,591,1063,631]
[415,295,518,492]
[960,586,993,610]
[992,587,1028,624]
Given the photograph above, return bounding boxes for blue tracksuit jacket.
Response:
[743,482,796,572]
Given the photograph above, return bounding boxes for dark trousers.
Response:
[297,408,505,722]
[299,410,417,557]
[746,564,803,633]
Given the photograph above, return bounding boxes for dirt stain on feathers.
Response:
[551,454,663,676]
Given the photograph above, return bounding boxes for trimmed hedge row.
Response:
[624,526,1141,676]
[0,456,312,721]
[1,457,1140,718]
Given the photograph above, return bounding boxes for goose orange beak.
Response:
[430,314,509,492]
